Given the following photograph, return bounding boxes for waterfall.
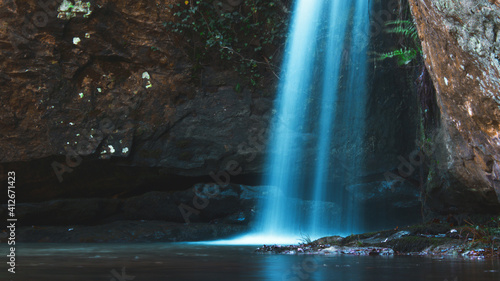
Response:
[255,0,372,241]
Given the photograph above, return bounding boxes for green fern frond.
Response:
[386,26,418,41]
[377,48,418,66]
[385,20,418,39]
[378,19,422,65]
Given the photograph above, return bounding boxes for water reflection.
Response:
[2,243,499,280]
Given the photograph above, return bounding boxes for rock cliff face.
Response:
[0,0,272,176]
[0,0,279,205]
[409,0,500,213]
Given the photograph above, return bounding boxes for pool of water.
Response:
[2,243,499,280]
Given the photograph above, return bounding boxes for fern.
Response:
[378,48,418,65]
[384,20,419,41]
[377,19,422,66]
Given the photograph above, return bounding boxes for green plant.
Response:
[377,20,422,66]
[234,83,242,93]
[164,0,289,87]
[298,233,312,245]
[459,218,499,255]
[385,20,419,41]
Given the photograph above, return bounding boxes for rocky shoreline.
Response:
[256,219,500,259]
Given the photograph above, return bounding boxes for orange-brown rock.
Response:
[0,0,273,175]
[409,0,500,213]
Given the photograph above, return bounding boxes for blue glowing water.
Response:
[255,0,372,241]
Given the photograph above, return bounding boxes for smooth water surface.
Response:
[3,243,499,280]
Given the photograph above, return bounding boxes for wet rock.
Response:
[255,243,394,256]
[319,246,394,256]
[314,236,343,245]
[387,230,411,240]
[409,0,500,213]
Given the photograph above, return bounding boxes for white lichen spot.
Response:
[78,93,84,98]
[76,133,80,136]
[492,134,500,146]
[122,147,129,154]
[73,37,81,45]
[460,65,464,70]
[97,88,102,93]
[69,122,75,126]
[85,33,90,39]
[142,72,153,88]
[58,0,92,20]
[58,0,72,13]
[108,145,115,154]
[444,77,448,86]
[466,101,473,116]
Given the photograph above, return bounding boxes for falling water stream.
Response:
[254,0,372,242]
